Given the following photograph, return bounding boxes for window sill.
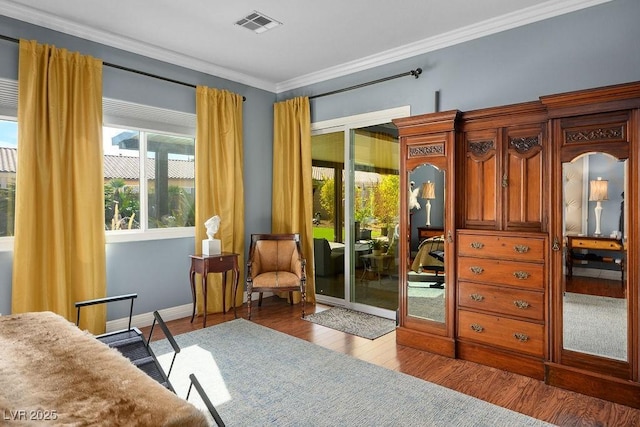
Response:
[0,227,195,252]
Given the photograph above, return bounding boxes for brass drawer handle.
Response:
[471,324,484,333]
[513,271,530,280]
[513,300,530,309]
[470,266,484,274]
[514,245,530,253]
[470,293,484,302]
[514,333,529,342]
[470,242,484,249]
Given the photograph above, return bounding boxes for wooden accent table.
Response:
[566,236,625,282]
[417,226,444,240]
[189,253,239,327]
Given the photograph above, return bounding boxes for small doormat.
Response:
[304,307,396,340]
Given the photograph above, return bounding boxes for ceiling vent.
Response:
[235,11,282,34]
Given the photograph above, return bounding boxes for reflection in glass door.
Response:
[311,130,346,300]
[351,125,399,312]
[311,110,404,319]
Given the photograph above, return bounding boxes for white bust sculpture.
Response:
[204,215,221,240]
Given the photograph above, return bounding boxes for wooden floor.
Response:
[143,297,640,427]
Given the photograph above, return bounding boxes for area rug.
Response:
[303,307,395,339]
[151,319,552,426]
[563,292,627,360]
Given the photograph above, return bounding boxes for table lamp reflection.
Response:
[589,177,608,236]
[421,181,436,226]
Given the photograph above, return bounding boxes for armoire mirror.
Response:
[407,164,446,323]
[562,152,628,361]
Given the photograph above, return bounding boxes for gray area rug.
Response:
[304,307,395,339]
[563,292,627,360]
[151,319,553,427]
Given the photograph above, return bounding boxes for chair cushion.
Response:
[253,271,301,288]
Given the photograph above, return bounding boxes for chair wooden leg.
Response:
[289,291,293,306]
[247,289,252,320]
[258,292,263,307]
[301,290,306,318]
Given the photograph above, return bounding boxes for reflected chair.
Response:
[246,233,307,319]
[313,238,344,277]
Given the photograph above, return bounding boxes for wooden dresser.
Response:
[456,230,547,378]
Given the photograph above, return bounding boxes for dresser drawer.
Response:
[458,310,544,357]
[458,232,545,262]
[457,257,544,289]
[458,282,544,321]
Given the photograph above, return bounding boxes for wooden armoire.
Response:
[394,81,640,408]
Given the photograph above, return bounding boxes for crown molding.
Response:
[276,0,614,93]
[0,0,277,93]
[0,0,613,94]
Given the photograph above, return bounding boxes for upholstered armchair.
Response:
[246,233,307,320]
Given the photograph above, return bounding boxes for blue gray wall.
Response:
[2,0,639,318]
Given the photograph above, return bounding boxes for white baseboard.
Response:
[106,303,193,332]
[105,292,271,332]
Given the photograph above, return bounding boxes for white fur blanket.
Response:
[0,312,209,426]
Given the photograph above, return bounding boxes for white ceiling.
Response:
[0,0,611,93]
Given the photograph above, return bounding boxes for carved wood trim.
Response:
[408,143,445,158]
[564,125,625,144]
[509,136,540,153]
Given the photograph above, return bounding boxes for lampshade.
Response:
[421,181,436,199]
[589,177,608,202]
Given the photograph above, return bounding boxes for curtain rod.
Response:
[0,34,246,101]
[309,67,422,100]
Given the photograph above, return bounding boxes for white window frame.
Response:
[0,80,198,250]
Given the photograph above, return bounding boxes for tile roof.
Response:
[0,147,194,179]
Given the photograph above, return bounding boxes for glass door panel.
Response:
[311,130,345,300]
[351,125,400,311]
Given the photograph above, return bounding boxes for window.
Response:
[104,127,195,231]
[0,119,17,238]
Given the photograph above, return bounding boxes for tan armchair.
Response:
[246,233,307,319]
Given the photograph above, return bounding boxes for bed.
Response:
[0,311,209,426]
[410,235,445,286]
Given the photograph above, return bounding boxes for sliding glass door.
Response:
[311,107,407,319]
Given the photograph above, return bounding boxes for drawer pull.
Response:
[514,333,529,342]
[470,324,484,333]
[470,242,484,249]
[513,271,530,280]
[470,293,485,302]
[513,300,530,309]
[514,245,530,253]
[470,266,484,275]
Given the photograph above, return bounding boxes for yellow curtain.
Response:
[12,40,106,333]
[272,97,315,303]
[195,86,245,314]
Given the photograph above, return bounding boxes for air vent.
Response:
[235,11,282,34]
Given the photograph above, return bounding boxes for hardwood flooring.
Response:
[143,297,640,427]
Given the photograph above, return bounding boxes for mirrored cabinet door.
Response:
[393,111,458,358]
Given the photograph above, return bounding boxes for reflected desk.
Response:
[189,253,240,327]
[566,236,625,283]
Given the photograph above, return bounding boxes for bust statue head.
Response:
[204,215,221,240]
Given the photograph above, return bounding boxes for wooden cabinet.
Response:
[456,229,547,378]
[393,80,640,408]
[459,102,547,232]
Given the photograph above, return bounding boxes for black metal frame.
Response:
[74,294,179,392]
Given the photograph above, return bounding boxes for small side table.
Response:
[189,253,239,327]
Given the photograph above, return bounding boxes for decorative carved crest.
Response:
[408,143,444,158]
[468,140,494,156]
[509,136,539,153]
[565,126,624,143]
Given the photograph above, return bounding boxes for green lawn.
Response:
[312,225,382,241]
